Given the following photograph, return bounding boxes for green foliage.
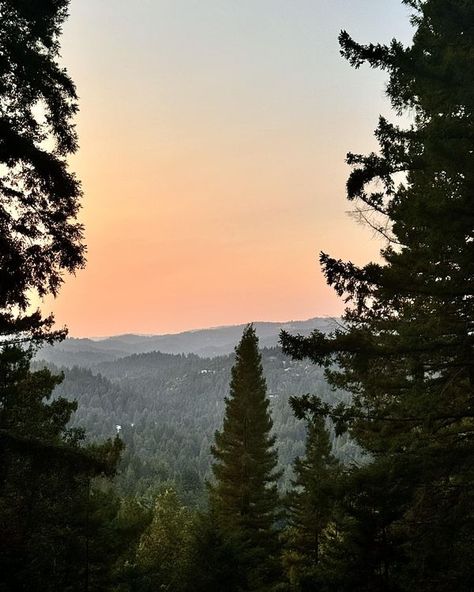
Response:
[0,0,85,342]
[0,4,153,591]
[283,417,341,591]
[187,512,243,592]
[43,347,359,501]
[1,345,77,442]
[0,346,124,591]
[134,488,195,592]
[281,1,474,590]
[210,325,282,592]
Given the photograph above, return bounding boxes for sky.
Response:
[41,0,414,337]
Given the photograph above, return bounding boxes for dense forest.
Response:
[42,346,358,501]
[2,1,474,591]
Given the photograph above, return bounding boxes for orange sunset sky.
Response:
[40,1,413,337]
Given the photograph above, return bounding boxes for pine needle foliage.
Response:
[0,0,85,343]
[210,324,282,591]
[281,1,474,590]
[283,416,341,591]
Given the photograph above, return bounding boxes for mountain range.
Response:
[37,317,338,367]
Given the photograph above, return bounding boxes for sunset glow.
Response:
[42,1,413,336]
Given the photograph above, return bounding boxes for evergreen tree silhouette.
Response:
[210,324,281,592]
[0,0,85,343]
[281,1,474,589]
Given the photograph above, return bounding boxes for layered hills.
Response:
[36,318,356,503]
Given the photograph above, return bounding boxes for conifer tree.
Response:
[284,416,340,591]
[210,324,281,592]
[135,488,195,592]
[281,1,474,589]
[0,6,128,589]
[0,0,85,343]
[0,346,123,591]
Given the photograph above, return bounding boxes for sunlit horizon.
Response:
[39,1,413,337]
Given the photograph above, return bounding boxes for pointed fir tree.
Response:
[210,324,282,592]
[284,415,340,590]
[281,1,474,589]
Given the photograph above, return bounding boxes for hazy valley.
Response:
[36,318,357,503]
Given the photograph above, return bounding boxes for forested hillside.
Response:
[44,347,358,503]
[3,1,473,590]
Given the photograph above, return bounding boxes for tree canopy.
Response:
[0,0,85,343]
[210,324,282,591]
[281,0,474,589]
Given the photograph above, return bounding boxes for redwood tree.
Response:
[281,1,474,590]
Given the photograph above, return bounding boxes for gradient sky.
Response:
[41,0,414,336]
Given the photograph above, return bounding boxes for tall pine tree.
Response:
[284,416,340,591]
[281,1,474,590]
[210,324,281,592]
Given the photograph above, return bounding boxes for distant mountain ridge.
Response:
[37,317,338,368]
